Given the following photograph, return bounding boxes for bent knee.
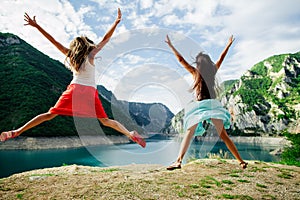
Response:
[99,118,112,126]
[40,113,57,121]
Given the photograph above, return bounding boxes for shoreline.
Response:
[0,135,130,150]
[198,135,289,145]
[0,135,289,150]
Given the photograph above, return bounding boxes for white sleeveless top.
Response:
[70,58,96,88]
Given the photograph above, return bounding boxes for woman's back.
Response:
[71,58,96,88]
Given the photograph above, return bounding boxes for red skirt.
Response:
[49,84,108,118]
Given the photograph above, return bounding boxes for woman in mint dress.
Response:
[165,35,247,170]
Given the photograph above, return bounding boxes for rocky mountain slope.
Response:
[223,52,299,135]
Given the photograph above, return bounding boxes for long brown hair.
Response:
[65,36,95,72]
[192,52,218,101]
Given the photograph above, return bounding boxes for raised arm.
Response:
[24,13,69,55]
[89,8,122,58]
[165,35,196,75]
[215,35,235,69]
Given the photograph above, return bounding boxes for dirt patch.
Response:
[0,159,299,199]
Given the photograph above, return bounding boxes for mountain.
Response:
[0,32,76,136]
[222,52,300,135]
[98,85,174,133]
[166,52,300,136]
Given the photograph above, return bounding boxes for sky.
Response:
[1,0,300,114]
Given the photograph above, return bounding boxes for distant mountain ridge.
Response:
[98,85,174,133]
[0,32,173,137]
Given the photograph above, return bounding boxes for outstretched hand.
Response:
[228,35,235,46]
[24,13,38,27]
[116,8,122,23]
[165,35,172,46]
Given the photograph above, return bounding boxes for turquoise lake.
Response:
[0,136,281,178]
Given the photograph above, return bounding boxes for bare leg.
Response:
[98,118,131,137]
[176,124,197,163]
[211,118,247,168]
[1,112,57,141]
[16,112,57,135]
[98,118,146,147]
[167,124,197,170]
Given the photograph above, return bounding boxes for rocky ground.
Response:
[0,159,299,200]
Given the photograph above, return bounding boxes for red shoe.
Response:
[0,131,18,142]
[130,131,146,148]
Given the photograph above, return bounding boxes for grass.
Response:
[244,174,255,178]
[237,179,250,183]
[177,191,185,197]
[231,169,243,173]
[218,194,254,199]
[262,194,276,200]
[222,180,234,184]
[99,168,119,173]
[16,193,24,199]
[200,183,213,188]
[199,176,222,189]
[277,172,293,179]
[248,166,266,173]
[205,176,222,187]
[256,183,267,188]
[29,173,54,177]
[189,184,200,188]
[207,149,231,159]
[277,168,294,179]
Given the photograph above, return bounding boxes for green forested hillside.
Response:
[0,32,77,136]
[0,32,143,137]
[232,52,300,120]
[224,51,300,135]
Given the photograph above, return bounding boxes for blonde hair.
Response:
[65,36,95,72]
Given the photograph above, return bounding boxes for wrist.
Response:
[35,24,41,29]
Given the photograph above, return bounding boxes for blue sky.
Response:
[1,0,299,113]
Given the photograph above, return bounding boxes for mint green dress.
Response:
[183,99,231,136]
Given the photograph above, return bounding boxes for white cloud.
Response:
[108,63,193,113]
[0,0,89,62]
[139,0,153,10]
[123,54,144,64]
[140,0,300,81]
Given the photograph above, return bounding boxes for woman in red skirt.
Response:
[0,9,145,148]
